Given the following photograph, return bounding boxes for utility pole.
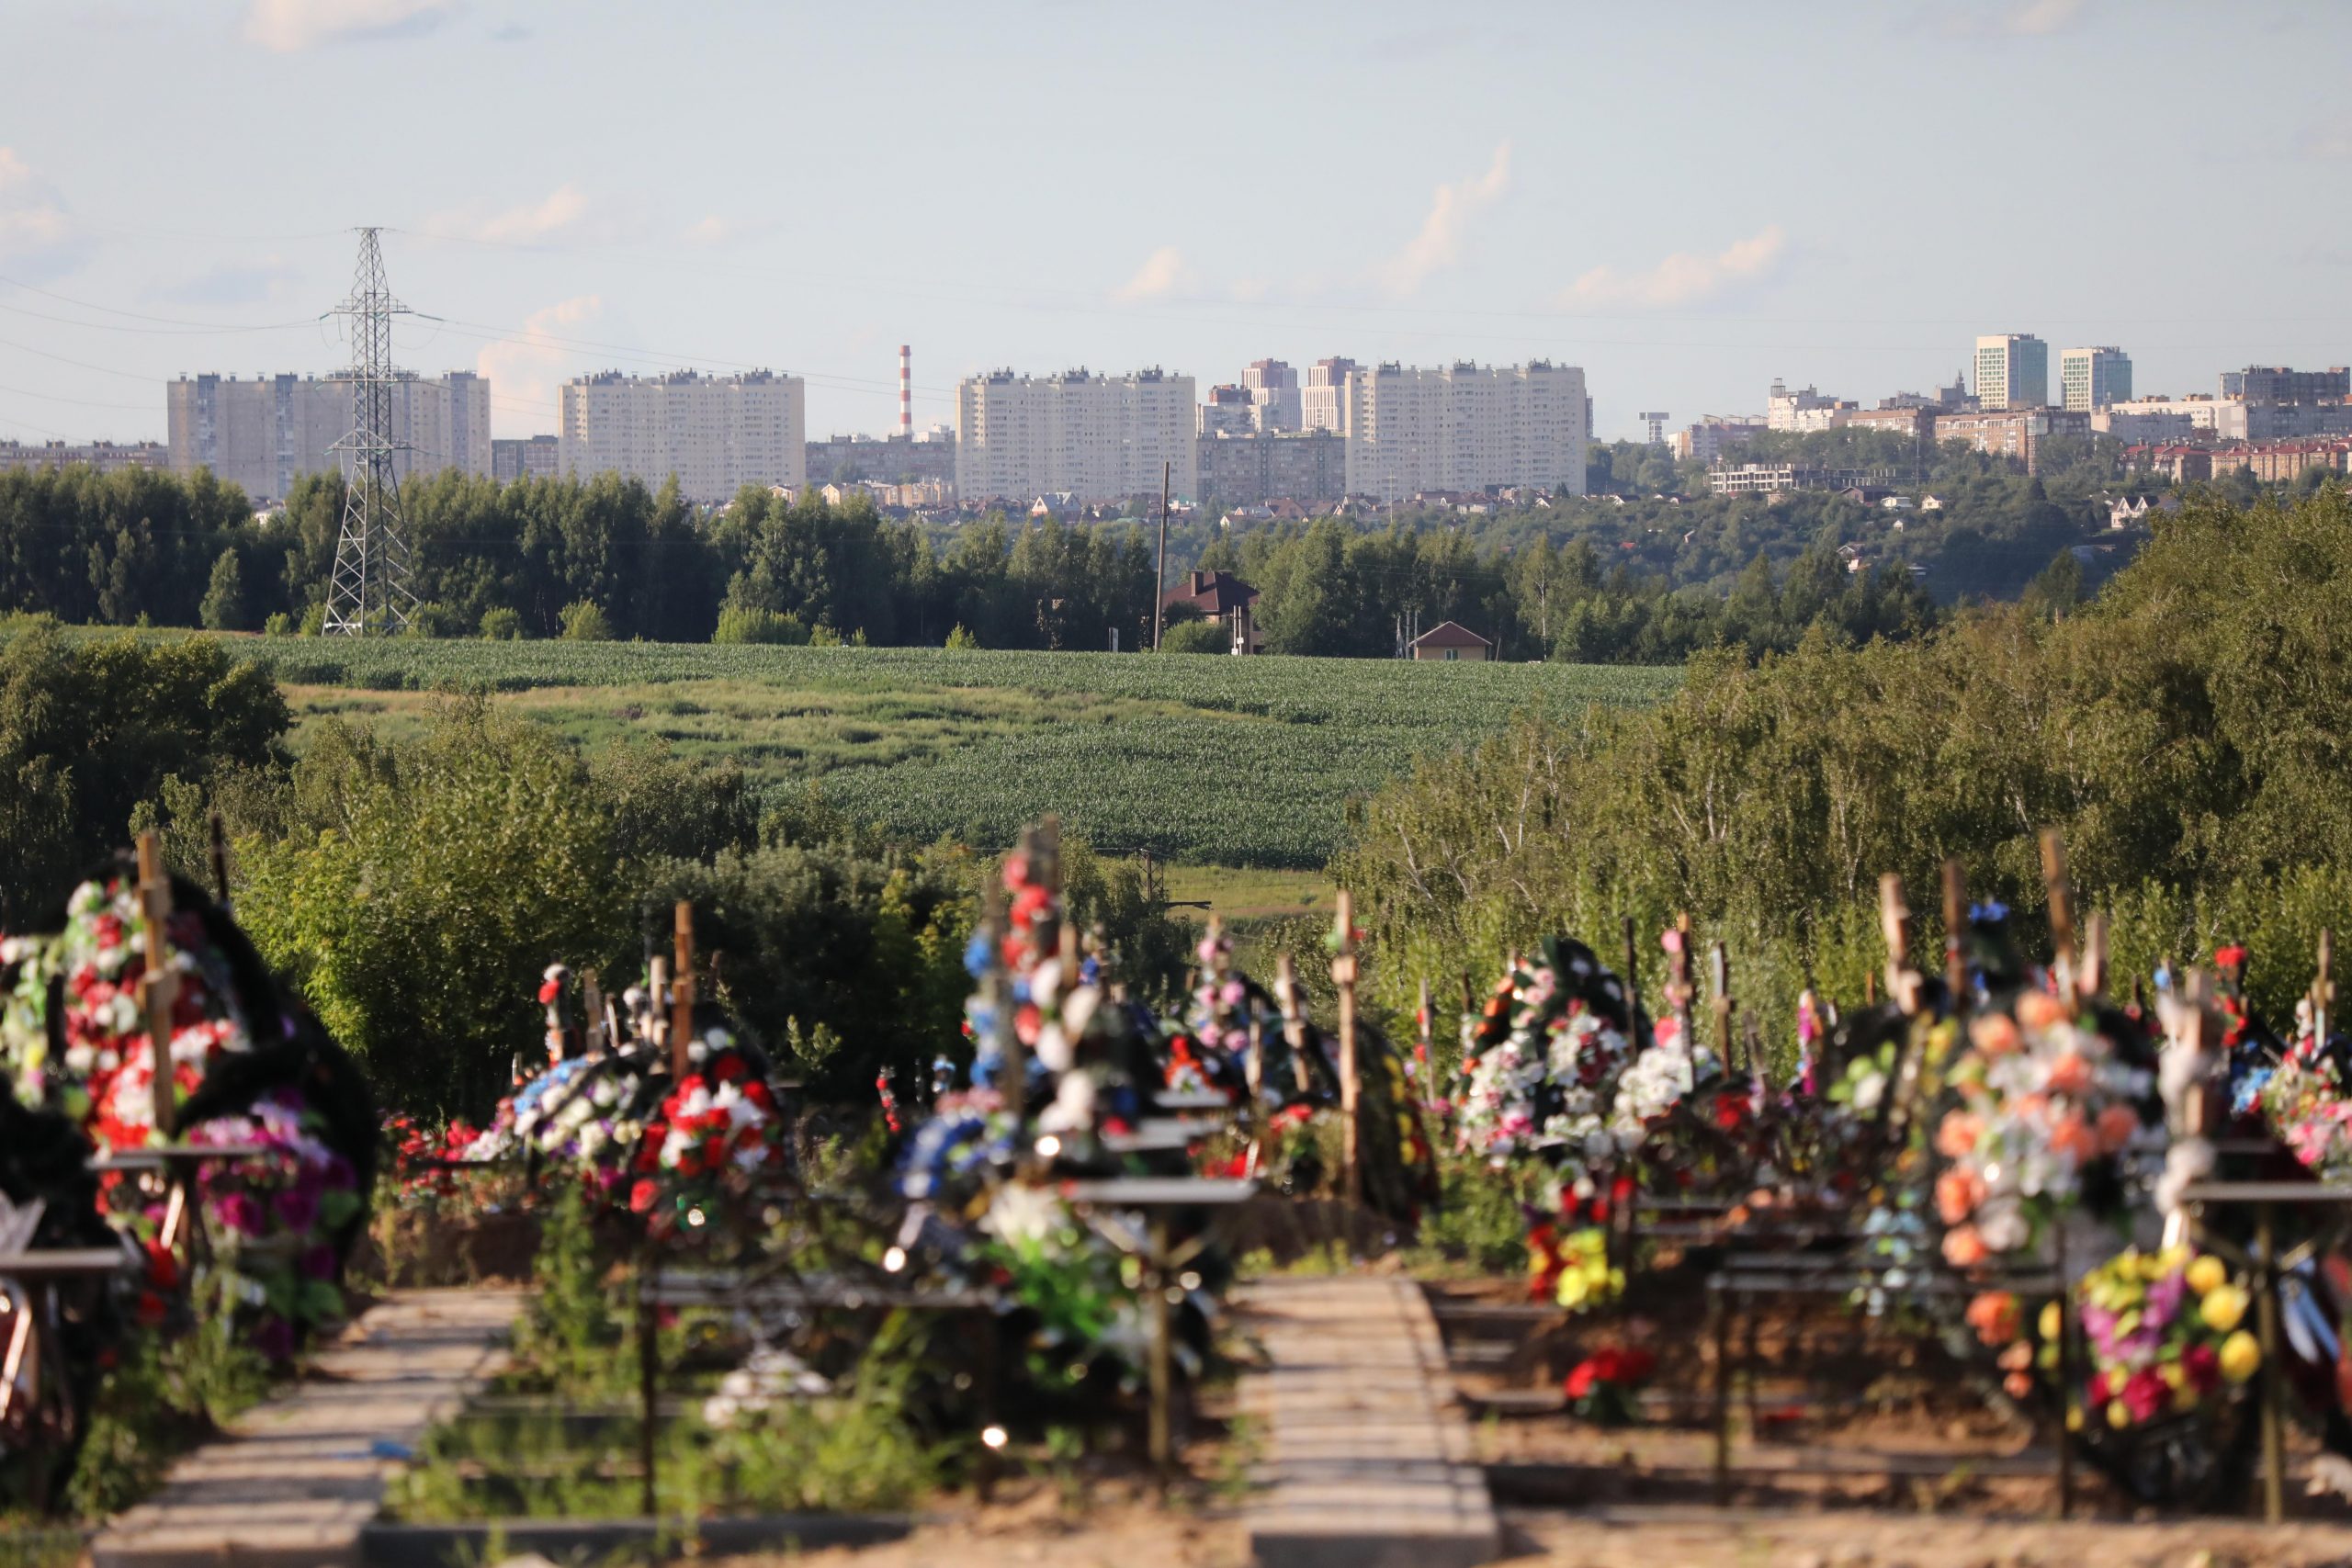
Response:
[1152,460,1170,650]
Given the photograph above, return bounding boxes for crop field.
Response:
[222,638,1678,868]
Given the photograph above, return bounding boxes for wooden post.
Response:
[1940,859,1967,1005]
[1274,953,1313,1097]
[582,972,608,1058]
[1332,891,1361,1209]
[670,901,695,1079]
[2316,930,2335,1052]
[135,832,178,1138]
[207,810,232,909]
[1148,1211,1174,1469]
[1879,874,1917,1016]
[1710,942,1736,1074]
[1668,913,1696,1050]
[646,955,669,1058]
[2040,829,2075,1000]
[2081,911,2108,1001]
[2257,1200,2285,1524]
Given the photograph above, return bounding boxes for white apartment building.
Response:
[2059,346,2132,412]
[558,369,806,502]
[1975,333,2049,412]
[1766,379,1854,432]
[956,367,1197,503]
[165,370,492,502]
[1340,360,1588,502]
[1200,384,1256,436]
[1242,358,1302,431]
[1302,356,1357,434]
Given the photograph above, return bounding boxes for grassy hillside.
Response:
[210,638,1677,868]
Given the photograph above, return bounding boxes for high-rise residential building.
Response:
[492,434,560,483]
[2226,366,2351,405]
[1241,358,1302,431]
[1932,407,2087,474]
[1302,357,1358,434]
[557,368,806,502]
[955,367,1196,503]
[166,370,492,502]
[1340,360,1588,502]
[1200,383,1256,436]
[2059,346,2132,412]
[1974,333,2048,412]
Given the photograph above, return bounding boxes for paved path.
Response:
[1237,1276,1498,1568]
[94,1287,526,1568]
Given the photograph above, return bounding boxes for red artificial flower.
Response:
[144,1240,180,1292]
[1565,1358,1600,1401]
[2184,1343,2221,1393]
[629,1179,658,1213]
[135,1290,166,1327]
[714,1055,747,1083]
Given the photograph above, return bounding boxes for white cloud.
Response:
[427,183,592,246]
[0,147,83,278]
[1560,224,1788,310]
[476,294,601,437]
[1112,245,1196,304]
[243,0,458,51]
[682,215,734,248]
[1374,141,1511,299]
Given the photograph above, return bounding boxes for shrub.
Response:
[1160,618,1227,655]
[713,604,809,646]
[479,606,523,640]
[558,600,614,641]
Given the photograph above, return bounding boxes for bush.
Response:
[713,604,810,646]
[1160,618,1227,655]
[479,606,523,640]
[944,624,978,650]
[558,600,614,641]
[299,602,326,637]
[263,612,294,637]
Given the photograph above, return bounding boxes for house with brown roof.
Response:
[1408,620,1493,662]
[1161,569,1262,654]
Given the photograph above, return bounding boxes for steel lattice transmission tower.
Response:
[323,227,419,636]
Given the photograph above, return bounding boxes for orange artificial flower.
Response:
[1970,1013,2022,1055]
[1943,1224,1989,1268]
[2018,991,2066,1032]
[1935,1112,1982,1158]
[2044,1053,2091,1095]
[1936,1168,1987,1225]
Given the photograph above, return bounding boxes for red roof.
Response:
[1408,620,1492,650]
[1162,570,1260,615]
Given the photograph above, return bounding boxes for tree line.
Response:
[0,463,1962,664]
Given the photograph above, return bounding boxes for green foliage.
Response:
[263,611,294,637]
[944,623,978,650]
[232,698,628,1115]
[0,620,288,924]
[508,1181,631,1400]
[1336,488,2352,1049]
[479,606,523,640]
[643,844,972,1100]
[558,599,614,641]
[713,604,809,645]
[198,547,248,632]
[1159,618,1227,655]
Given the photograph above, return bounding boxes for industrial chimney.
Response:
[899,344,911,437]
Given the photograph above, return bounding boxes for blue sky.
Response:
[3,0,2348,445]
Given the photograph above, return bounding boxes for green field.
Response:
[217,639,1677,868]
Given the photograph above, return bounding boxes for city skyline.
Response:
[4,1,2351,447]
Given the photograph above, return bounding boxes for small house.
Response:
[1161,569,1262,655]
[1408,621,1493,663]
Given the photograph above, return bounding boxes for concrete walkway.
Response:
[1237,1276,1499,1568]
[95,1287,525,1568]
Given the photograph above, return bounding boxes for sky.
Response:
[3,0,2350,446]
